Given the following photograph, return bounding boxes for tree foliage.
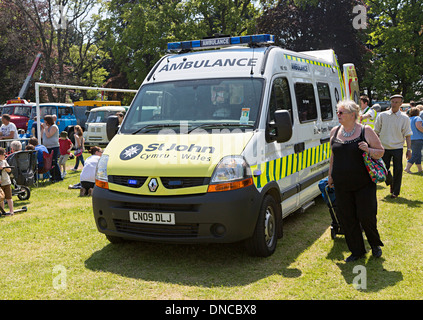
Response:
[102,0,260,88]
[3,0,106,102]
[69,43,109,99]
[364,0,423,100]
[0,1,40,102]
[257,0,369,80]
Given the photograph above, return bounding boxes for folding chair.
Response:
[36,151,54,185]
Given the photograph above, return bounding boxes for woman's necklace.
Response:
[341,124,356,137]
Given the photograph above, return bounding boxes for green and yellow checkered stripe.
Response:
[251,142,331,189]
[284,54,332,68]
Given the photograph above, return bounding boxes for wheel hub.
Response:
[264,207,275,247]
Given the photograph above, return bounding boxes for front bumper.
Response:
[85,140,108,148]
[92,184,261,243]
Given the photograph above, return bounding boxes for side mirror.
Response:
[266,110,292,143]
[106,115,119,141]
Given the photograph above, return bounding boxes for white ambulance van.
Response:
[92,34,359,257]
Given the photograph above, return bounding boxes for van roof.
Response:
[38,103,73,107]
[299,49,338,66]
[147,46,338,84]
[89,106,126,112]
[1,103,36,107]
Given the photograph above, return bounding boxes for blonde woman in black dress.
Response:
[328,100,385,262]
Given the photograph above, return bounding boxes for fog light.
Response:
[98,217,108,230]
[211,224,226,237]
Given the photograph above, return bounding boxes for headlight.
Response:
[208,156,253,192]
[95,154,109,189]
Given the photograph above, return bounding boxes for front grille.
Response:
[109,175,147,188]
[113,219,199,238]
[87,137,102,141]
[160,177,210,189]
[108,175,209,189]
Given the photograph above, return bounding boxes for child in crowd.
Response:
[0,147,13,215]
[59,131,73,178]
[71,125,85,171]
[79,146,102,196]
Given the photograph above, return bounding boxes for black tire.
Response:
[17,186,31,200]
[245,195,280,257]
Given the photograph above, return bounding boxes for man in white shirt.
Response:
[0,114,19,140]
[374,94,412,198]
[359,95,376,129]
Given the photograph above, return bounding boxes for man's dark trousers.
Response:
[382,148,403,196]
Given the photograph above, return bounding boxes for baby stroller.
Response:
[318,177,342,239]
[6,150,37,201]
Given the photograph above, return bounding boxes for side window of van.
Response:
[317,83,333,121]
[268,77,293,124]
[295,83,317,123]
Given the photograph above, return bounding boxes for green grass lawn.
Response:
[1,152,422,299]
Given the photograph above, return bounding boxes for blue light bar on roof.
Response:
[167,34,275,52]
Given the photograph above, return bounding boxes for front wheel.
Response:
[17,186,31,200]
[245,195,280,257]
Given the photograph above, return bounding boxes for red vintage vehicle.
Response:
[0,98,34,131]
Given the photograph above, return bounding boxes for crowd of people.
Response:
[404,104,423,173]
[359,95,423,195]
[0,113,103,214]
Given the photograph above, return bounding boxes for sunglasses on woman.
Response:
[336,110,351,115]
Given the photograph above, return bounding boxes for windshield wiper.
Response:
[187,123,254,133]
[131,123,254,134]
[131,124,181,134]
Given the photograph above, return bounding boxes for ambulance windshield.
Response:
[120,78,263,134]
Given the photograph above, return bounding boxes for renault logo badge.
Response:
[148,178,158,192]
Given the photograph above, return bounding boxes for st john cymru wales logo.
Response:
[119,142,216,161]
[120,144,143,160]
